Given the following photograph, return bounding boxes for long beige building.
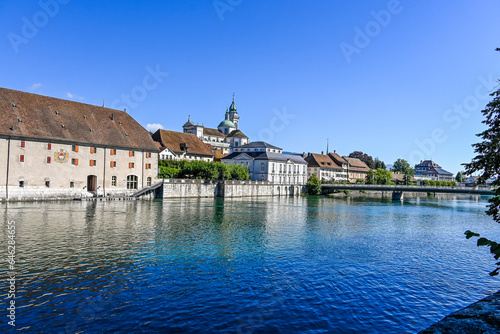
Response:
[0,88,159,200]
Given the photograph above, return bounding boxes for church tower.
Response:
[228,93,239,129]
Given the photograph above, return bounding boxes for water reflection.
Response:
[0,196,498,333]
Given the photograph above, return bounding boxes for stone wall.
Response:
[162,179,304,198]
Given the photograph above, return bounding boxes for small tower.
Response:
[228,93,239,129]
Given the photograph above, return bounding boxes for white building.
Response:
[221,141,307,184]
[182,96,249,155]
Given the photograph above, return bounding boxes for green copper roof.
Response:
[229,101,237,112]
[218,120,236,128]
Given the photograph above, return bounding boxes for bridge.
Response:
[322,184,496,200]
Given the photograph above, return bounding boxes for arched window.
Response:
[127,175,138,190]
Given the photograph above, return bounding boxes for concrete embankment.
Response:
[326,190,482,201]
[419,290,500,333]
[162,179,304,198]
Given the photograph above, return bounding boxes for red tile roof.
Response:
[305,153,342,169]
[152,129,214,156]
[343,157,370,171]
[203,127,225,137]
[0,87,158,151]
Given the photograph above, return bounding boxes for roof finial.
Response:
[232,92,235,102]
[102,98,105,107]
[188,114,190,121]
[326,138,329,155]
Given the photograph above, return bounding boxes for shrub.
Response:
[343,189,349,196]
[306,174,322,195]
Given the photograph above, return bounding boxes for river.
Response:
[1,196,499,333]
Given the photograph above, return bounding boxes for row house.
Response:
[306,151,370,183]
[222,141,307,184]
[0,87,159,200]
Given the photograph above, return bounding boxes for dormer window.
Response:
[12,102,16,108]
[83,115,87,119]
[55,111,60,115]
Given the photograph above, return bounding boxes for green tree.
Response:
[463,48,500,276]
[404,168,415,185]
[366,168,392,184]
[455,171,464,183]
[306,174,322,195]
[374,157,386,170]
[392,158,411,174]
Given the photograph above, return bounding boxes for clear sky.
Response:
[1,0,499,174]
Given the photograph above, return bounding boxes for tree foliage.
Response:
[349,151,375,169]
[158,160,249,181]
[455,171,465,183]
[366,168,393,185]
[462,48,500,276]
[392,158,411,174]
[374,157,386,170]
[306,174,322,195]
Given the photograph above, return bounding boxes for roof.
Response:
[423,167,453,176]
[392,173,417,182]
[152,129,214,156]
[222,151,306,164]
[305,153,342,169]
[0,87,159,151]
[218,120,236,128]
[343,157,370,171]
[415,160,442,168]
[237,141,282,150]
[203,127,225,137]
[328,152,347,165]
[182,118,195,127]
[227,129,248,138]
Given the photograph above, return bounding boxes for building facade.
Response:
[414,160,454,181]
[222,141,307,184]
[305,153,348,182]
[0,88,159,200]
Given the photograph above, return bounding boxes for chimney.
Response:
[321,151,324,155]
[111,113,114,121]
[334,150,336,153]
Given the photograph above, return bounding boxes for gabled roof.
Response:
[305,153,342,169]
[152,129,214,156]
[203,127,225,137]
[0,87,158,151]
[343,157,370,171]
[416,160,442,168]
[227,129,248,138]
[237,141,282,150]
[328,152,347,165]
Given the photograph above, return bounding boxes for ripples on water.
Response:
[1,196,499,333]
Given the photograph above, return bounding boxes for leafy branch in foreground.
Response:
[462,47,500,276]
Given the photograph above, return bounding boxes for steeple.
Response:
[228,93,239,129]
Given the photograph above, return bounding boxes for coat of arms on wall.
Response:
[54,149,69,163]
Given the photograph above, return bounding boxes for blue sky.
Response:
[1,0,499,174]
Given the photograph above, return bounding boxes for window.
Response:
[90,147,96,154]
[261,163,265,171]
[147,177,152,186]
[110,149,116,155]
[46,157,51,164]
[129,151,135,157]
[110,161,117,168]
[19,155,24,163]
[70,182,75,188]
[47,143,52,150]
[72,145,79,152]
[45,180,50,188]
[111,176,117,187]
[90,160,97,167]
[19,180,24,188]
[129,162,135,169]
[127,175,138,190]
[71,158,79,166]
[20,140,25,148]
[145,163,151,170]
[146,152,151,158]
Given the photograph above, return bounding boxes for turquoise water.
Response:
[1,196,499,333]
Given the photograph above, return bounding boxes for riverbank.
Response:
[419,290,500,333]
